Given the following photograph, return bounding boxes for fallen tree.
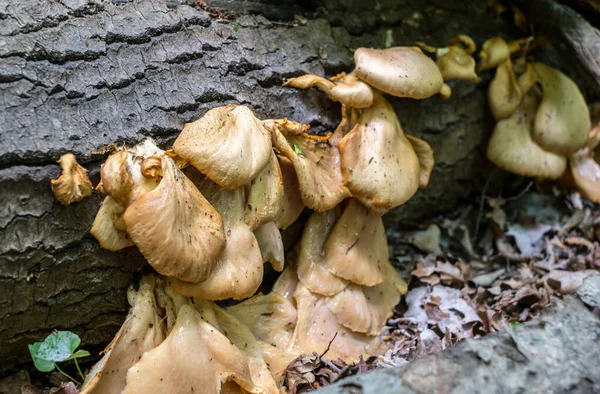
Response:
[0,0,597,376]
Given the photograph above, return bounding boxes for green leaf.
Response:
[509,321,521,328]
[35,331,81,362]
[29,343,56,372]
[67,349,91,360]
[293,143,303,155]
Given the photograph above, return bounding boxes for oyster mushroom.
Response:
[80,276,167,394]
[353,46,445,99]
[416,35,480,83]
[90,196,133,252]
[273,156,305,230]
[338,93,421,215]
[487,89,567,179]
[325,260,407,336]
[270,119,351,212]
[322,199,386,287]
[477,36,529,71]
[50,153,93,205]
[488,58,523,120]
[244,152,284,231]
[569,147,600,203]
[254,221,285,272]
[291,283,376,363]
[407,135,435,189]
[173,105,272,189]
[122,302,278,394]
[123,156,226,283]
[296,209,349,297]
[170,182,264,300]
[529,63,590,155]
[284,72,374,108]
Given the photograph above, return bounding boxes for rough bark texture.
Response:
[0,0,586,374]
[317,275,600,394]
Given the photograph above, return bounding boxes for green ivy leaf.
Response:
[509,321,521,328]
[35,331,81,362]
[28,342,56,372]
[293,143,303,155]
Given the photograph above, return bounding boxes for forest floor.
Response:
[2,182,599,394]
[283,182,600,393]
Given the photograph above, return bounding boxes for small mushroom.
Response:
[296,209,349,297]
[90,196,133,251]
[488,58,522,120]
[270,119,351,212]
[273,156,305,230]
[569,147,600,203]
[173,105,272,189]
[324,260,407,336]
[477,36,528,72]
[529,63,590,155]
[353,46,445,99]
[80,276,167,394]
[487,89,567,179]
[284,72,374,108]
[254,221,285,272]
[50,153,93,205]
[322,199,386,287]
[292,283,376,363]
[406,135,435,189]
[338,93,420,215]
[416,35,480,83]
[272,266,300,305]
[123,156,226,283]
[244,152,284,230]
[170,182,263,300]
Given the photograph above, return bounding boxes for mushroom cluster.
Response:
[75,43,473,393]
[480,37,592,189]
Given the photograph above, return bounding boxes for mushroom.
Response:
[284,72,374,108]
[416,35,480,83]
[90,196,133,251]
[122,302,278,394]
[254,221,285,272]
[170,181,264,300]
[271,266,300,306]
[338,93,421,215]
[50,153,93,205]
[270,118,352,212]
[273,156,305,230]
[80,276,167,394]
[406,135,435,189]
[477,37,529,71]
[291,282,377,363]
[529,63,590,155]
[324,260,407,336]
[244,152,284,231]
[296,208,349,297]
[173,105,273,189]
[487,58,523,120]
[122,156,227,283]
[353,46,445,99]
[322,199,386,286]
[487,89,567,179]
[569,147,600,203]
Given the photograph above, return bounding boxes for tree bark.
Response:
[0,0,577,374]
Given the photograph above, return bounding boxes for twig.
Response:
[319,332,338,358]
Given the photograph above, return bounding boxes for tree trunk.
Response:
[0,0,587,374]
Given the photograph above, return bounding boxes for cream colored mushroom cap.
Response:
[353,46,444,99]
[123,156,226,283]
[487,90,567,179]
[477,37,510,72]
[50,153,93,206]
[173,105,272,189]
[570,148,600,203]
[531,62,591,155]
